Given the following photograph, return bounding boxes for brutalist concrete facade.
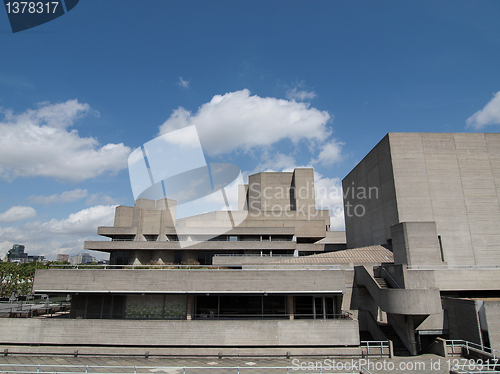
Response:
[344,132,500,266]
[2,133,499,356]
[4,168,360,354]
[344,133,500,354]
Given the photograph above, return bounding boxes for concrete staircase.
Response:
[378,323,410,356]
[374,277,390,289]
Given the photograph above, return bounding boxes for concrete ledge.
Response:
[0,319,360,347]
[33,269,347,293]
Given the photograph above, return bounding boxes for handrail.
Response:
[447,339,500,361]
[194,312,352,319]
[408,264,500,270]
[378,266,402,289]
[360,340,390,357]
[0,364,359,373]
[48,264,348,270]
[214,254,294,257]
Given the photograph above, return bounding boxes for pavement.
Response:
[0,354,458,373]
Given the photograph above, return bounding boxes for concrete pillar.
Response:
[388,313,418,356]
[287,296,294,320]
[186,295,194,320]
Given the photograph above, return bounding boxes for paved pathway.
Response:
[0,354,458,373]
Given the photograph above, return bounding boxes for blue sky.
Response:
[1,1,500,260]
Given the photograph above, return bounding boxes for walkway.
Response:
[0,354,454,373]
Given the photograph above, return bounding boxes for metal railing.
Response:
[37,312,353,320]
[193,312,352,320]
[48,264,350,270]
[242,264,352,270]
[214,254,294,257]
[0,302,69,317]
[0,364,359,373]
[407,264,500,270]
[447,339,500,361]
[360,341,390,357]
[377,266,402,289]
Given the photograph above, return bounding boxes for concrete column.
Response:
[186,295,194,320]
[287,296,294,320]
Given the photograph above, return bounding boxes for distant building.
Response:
[5,244,45,263]
[56,254,69,263]
[69,253,96,265]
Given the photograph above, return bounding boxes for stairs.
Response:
[378,323,410,356]
[375,277,390,289]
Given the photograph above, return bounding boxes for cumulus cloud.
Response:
[0,206,37,222]
[0,100,131,182]
[251,151,297,173]
[158,89,332,156]
[37,205,116,236]
[0,205,116,258]
[466,91,500,129]
[28,188,88,204]
[85,193,122,206]
[314,173,345,231]
[286,87,317,101]
[311,140,344,166]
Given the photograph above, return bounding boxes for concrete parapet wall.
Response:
[404,268,500,291]
[0,345,362,357]
[0,318,359,347]
[33,269,347,293]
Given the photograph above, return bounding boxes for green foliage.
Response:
[0,261,48,297]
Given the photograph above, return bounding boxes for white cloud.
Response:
[286,87,317,101]
[0,205,116,259]
[28,188,88,204]
[311,140,344,166]
[38,205,116,236]
[0,100,131,182]
[159,89,332,156]
[0,206,36,223]
[314,173,345,231]
[85,193,122,206]
[177,77,190,88]
[251,151,297,173]
[466,91,500,129]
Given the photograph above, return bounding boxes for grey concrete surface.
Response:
[0,354,454,373]
[0,318,359,347]
[33,269,348,293]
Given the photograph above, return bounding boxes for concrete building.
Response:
[1,133,499,357]
[69,253,96,265]
[2,168,359,355]
[342,133,500,354]
[56,254,69,263]
[4,244,45,263]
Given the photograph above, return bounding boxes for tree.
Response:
[0,262,48,298]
